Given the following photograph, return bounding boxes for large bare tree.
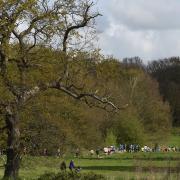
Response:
[0,0,119,179]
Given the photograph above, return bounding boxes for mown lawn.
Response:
[0,152,179,179]
[0,131,179,179]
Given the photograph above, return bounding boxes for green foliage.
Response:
[0,48,172,153]
[0,0,173,179]
[105,130,117,146]
[148,57,180,126]
[37,172,106,180]
[114,109,146,145]
[13,57,171,151]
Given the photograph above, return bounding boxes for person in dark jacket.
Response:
[69,160,75,171]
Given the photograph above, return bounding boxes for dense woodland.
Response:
[0,50,173,154]
[148,57,180,126]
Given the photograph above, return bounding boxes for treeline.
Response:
[0,1,178,178]
[0,49,173,154]
[122,56,180,127]
[147,57,180,126]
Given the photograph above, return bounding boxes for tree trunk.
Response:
[4,112,20,180]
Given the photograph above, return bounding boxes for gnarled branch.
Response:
[22,80,127,112]
[62,2,101,52]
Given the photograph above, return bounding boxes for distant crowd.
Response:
[90,144,180,157]
[101,144,180,154]
[0,144,179,158]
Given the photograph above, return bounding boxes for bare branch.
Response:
[62,3,101,52]
[21,80,125,112]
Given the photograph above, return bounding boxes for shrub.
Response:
[37,171,106,180]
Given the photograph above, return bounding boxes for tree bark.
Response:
[4,112,20,180]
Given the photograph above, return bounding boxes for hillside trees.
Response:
[0,0,119,178]
[0,53,169,159]
[87,59,171,145]
[127,68,171,143]
[18,57,171,152]
[148,57,180,126]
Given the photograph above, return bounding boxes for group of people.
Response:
[94,144,180,155]
[117,144,179,153]
[101,144,140,155]
[141,145,179,152]
[119,144,140,153]
[1,143,178,159]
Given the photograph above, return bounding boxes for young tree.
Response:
[0,0,118,178]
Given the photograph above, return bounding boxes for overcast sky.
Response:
[96,0,180,62]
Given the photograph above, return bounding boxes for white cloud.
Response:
[108,0,180,30]
[96,0,180,61]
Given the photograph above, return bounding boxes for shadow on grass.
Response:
[82,157,180,161]
[82,165,135,172]
[82,165,180,173]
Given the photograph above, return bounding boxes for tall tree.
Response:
[0,0,118,178]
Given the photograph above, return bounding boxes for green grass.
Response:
[0,152,179,179]
[0,131,179,179]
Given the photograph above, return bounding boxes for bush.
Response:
[37,171,106,180]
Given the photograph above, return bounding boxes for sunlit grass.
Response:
[0,152,179,179]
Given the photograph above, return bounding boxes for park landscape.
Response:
[0,0,180,179]
[0,132,180,180]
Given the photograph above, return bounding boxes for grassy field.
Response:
[0,131,179,179]
[0,152,179,180]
